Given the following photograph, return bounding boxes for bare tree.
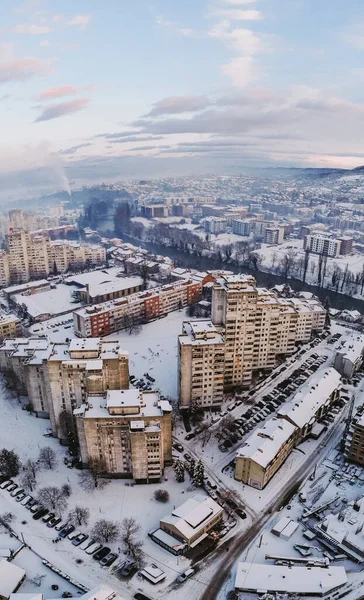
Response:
[120,517,144,567]
[23,459,38,479]
[91,519,120,543]
[61,483,72,497]
[154,489,169,503]
[67,506,90,527]
[37,486,68,514]
[38,446,57,470]
[215,415,235,441]
[78,458,108,491]
[0,512,15,530]
[21,471,36,493]
[200,422,211,447]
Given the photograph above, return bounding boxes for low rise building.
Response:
[234,418,296,489]
[235,562,347,597]
[75,389,172,482]
[142,204,168,218]
[73,278,202,337]
[334,333,364,378]
[0,559,26,598]
[278,368,341,442]
[157,495,223,549]
[0,312,21,341]
[66,271,143,304]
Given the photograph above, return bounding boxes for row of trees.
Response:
[173,457,205,486]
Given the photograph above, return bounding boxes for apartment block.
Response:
[28,235,51,279]
[232,219,251,236]
[7,230,30,284]
[75,389,172,482]
[278,368,341,442]
[178,320,225,409]
[0,311,21,341]
[204,217,227,234]
[73,278,202,337]
[179,275,326,408]
[0,337,129,439]
[235,418,296,489]
[304,234,341,257]
[0,250,10,287]
[345,407,364,466]
[334,333,364,379]
[264,226,284,245]
[338,236,353,255]
[141,205,168,218]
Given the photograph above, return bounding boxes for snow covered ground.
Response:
[255,238,364,294]
[0,374,215,599]
[104,309,188,401]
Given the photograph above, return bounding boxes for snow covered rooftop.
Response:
[235,563,347,594]
[336,332,364,363]
[69,338,100,353]
[107,389,140,408]
[0,312,19,325]
[160,495,223,542]
[0,559,26,597]
[278,367,341,429]
[180,320,225,346]
[236,418,296,468]
[81,390,170,419]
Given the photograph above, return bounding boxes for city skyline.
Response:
[2,0,364,196]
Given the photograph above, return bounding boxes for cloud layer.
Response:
[34,98,90,122]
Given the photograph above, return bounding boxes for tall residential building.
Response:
[304,235,341,257]
[179,275,326,407]
[179,320,225,410]
[0,250,10,287]
[0,337,129,439]
[0,311,21,341]
[264,226,284,245]
[232,220,251,236]
[204,217,227,234]
[28,235,51,279]
[338,236,353,255]
[6,230,30,284]
[75,389,172,482]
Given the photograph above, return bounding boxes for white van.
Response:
[21,495,32,506]
[79,538,94,551]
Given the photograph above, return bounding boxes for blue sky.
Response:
[2,0,364,194]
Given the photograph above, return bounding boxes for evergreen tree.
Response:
[186,458,195,476]
[323,297,331,327]
[173,459,185,483]
[192,459,205,487]
[53,261,58,276]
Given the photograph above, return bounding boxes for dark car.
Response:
[93,546,111,561]
[185,433,195,441]
[134,594,152,600]
[236,508,247,519]
[59,524,75,538]
[120,561,137,577]
[33,508,48,520]
[173,443,183,453]
[100,552,118,567]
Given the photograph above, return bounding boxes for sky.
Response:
[2,0,364,197]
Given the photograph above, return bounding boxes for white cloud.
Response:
[40,40,50,47]
[213,9,262,20]
[66,15,91,30]
[13,23,53,34]
[52,14,62,22]
[221,55,255,86]
[156,16,174,27]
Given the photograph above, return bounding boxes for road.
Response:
[199,405,348,600]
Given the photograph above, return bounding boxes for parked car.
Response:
[100,552,118,567]
[59,525,75,538]
[33,508,48,520]
[119,561,137,577]
[21,495,33,506]
[176,568,195,583]
[48,517,62,528]
[85,542,102,555]
[0,480,13,489]
[173,443,183,453]
[6,483,18,493]
[93,546,111,561]
[72,533,88,546]
[15,492,26,502]
[55,521,68,532]
[134,594,152,600]
[30,503,42,514]
[185,433,195,441]
[42,512,55,523]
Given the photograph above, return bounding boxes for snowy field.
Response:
[104,309,188,401]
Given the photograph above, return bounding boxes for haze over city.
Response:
[2,0,364,197]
